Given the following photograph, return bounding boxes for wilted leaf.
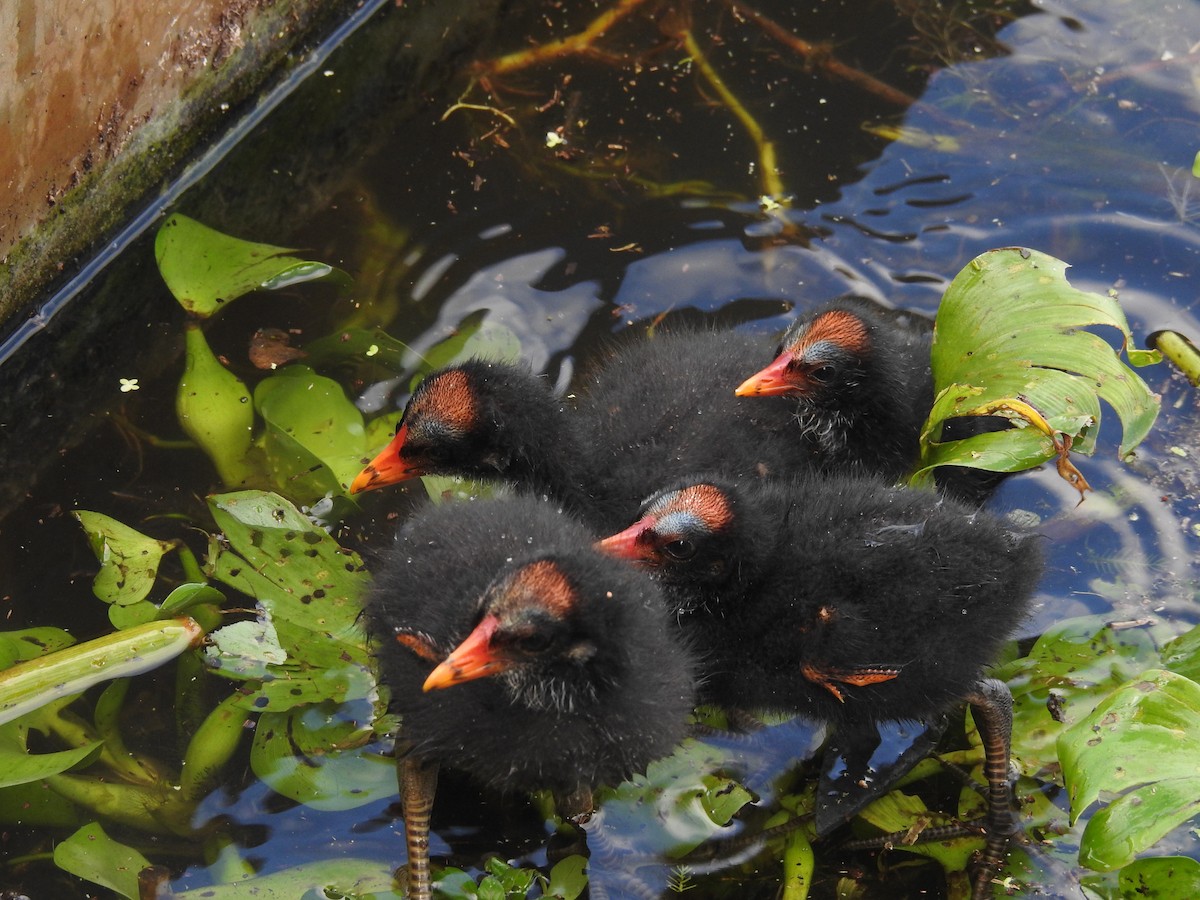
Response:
[155,214,349,318]
[913,248,1161,489]
[205,612,287,679]
[54,821,154,899]
[74,511,177,606]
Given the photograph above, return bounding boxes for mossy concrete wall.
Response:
[0,0,366,328]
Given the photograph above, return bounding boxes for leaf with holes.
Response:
[911,247,1161,492]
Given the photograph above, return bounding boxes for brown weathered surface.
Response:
[0,0,360,328]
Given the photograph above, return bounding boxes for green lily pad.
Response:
[155,213,350,318]
[1058,669,1200,871]
[254,365,368,499]
[74,511,177,606]
[54,821,154,899]
[913,247,1161,485]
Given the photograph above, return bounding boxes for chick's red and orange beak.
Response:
[595,517,658,561]
[422,614,508,691]
[350,423,420,493]
[735,352,799,398]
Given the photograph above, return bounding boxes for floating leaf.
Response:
[251,702,394,810]
[0,627,75,670]
[996,616,1156,776]
[254,364,367,499]
[302,326,420,372]
[54,821,154,899]
[0,618,205,726]
[169,858,398,898]
[1083,856,1200,899]
[912,248,1161,490]
[205,490,369,653]
[155,213,349,318]
[177,323,258,486]
[1058,669,1200,871]
[597,739,752,858]
[74,511,177,606]
[205,612,287,679]
[545,856,588,900]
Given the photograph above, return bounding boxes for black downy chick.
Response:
[736,295,1007,503]
[597,473,1042,898]
[352,329,811,530]
[366,495,695,899]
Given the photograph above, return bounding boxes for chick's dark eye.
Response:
[662,539,696,561]
[515,629,553,654]
[809,364,835,383]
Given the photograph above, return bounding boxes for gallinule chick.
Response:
[367,495,695,899]
[596,474,1042,898]
[736,296,1010,504]
[735,295,933,482]
[352,329,809,530]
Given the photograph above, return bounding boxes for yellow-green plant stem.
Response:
[681,29,785,202]
[1152,330,1200,386]
[484,0,654,75]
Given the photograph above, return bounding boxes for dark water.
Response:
[2,0,1199,896]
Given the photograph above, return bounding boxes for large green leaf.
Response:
[205,490,369,650]
[54,821,154,900]
[253,364,368,499]
[74,511,177,607]
[204,491,373,714]
[155,213,349,318]
[1058,669,1200,871]
[912,247,1161,485]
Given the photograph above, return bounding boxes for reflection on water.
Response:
[2,0,1199,896]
